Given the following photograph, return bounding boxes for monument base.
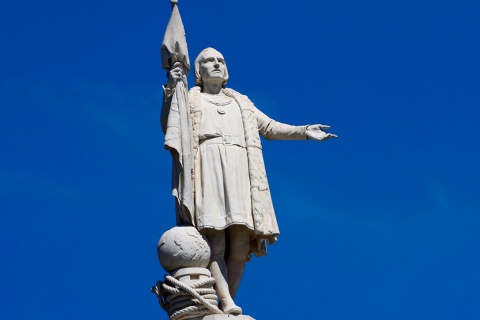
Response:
[201,315,255,320]
[186,315,255,320]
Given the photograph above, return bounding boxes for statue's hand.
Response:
[166,62,185,89]
[306,124,338,141]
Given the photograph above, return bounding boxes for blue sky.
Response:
[1,1,480,319]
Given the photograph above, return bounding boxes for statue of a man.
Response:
[161,47,336,314]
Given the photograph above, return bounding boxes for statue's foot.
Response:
[221,299,242,315]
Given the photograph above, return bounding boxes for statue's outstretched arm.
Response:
[255,106,337,141]
[254,106,307,140]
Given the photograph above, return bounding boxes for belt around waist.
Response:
[199,135,246,147]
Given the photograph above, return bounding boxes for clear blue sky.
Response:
[1,1,480,319]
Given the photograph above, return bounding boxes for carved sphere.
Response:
[157,226,211,273]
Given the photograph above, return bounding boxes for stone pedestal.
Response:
[174,312,255,320]
[200,315,255,320]
[171,267,212,286]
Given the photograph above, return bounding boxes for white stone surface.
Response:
[201,315,255,320]
[162,46,338,314]
[159,3,336,316]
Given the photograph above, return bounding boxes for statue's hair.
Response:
[194,47,229,87]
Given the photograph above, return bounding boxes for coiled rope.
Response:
[152,274,224,320]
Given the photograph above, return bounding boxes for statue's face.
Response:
[199,50,227,84]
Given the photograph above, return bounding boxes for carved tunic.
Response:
[195,95,254,231]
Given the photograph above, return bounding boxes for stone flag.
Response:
[161,2,194,226]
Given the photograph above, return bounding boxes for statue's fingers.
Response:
[171,70,183,80]
[329,133,338,138]
[319,124,330,130]
[172,61,183,68]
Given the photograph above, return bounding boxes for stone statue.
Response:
[160,47,337,314]
[154,2,336,319]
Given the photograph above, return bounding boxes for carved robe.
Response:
[162,86,307,257]
[189,86,307,256]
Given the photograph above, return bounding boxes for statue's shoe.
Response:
[222,304,242,315]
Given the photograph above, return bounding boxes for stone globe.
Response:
[157,226,211,273]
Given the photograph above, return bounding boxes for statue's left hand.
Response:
[306,124,338,141]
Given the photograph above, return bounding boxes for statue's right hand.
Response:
[166,62,184,89]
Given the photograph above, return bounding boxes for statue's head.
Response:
[194,47,229,88]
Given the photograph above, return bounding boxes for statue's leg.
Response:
[205,228,242,315]
[226,225,251,299]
